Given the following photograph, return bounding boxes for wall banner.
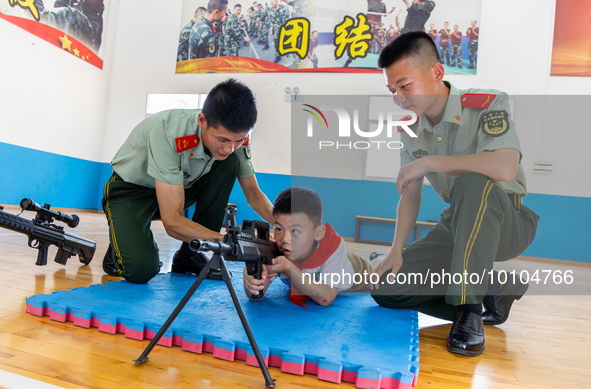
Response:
[0,0,106,69]
[176,0,482,74]
[550,0,591,77]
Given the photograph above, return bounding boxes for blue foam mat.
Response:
[26,262,419,388]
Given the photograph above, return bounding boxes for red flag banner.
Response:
[176,0,482,74]
[0,12,103,68]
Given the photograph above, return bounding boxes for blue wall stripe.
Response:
[1,142,589,263]
[231,174,591,263]
[0,142,103,210]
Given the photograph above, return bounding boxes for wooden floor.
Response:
[0,209,589,389]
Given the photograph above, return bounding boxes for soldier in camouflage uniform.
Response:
[35,0,105,52]
[246,6,257,39]
[213,20,225,56]
[188,0,228,59]
[269,0,290,63]
[177,7,206,62]
[285,0,314,68]
[256,3,271,50]
[450,24,463,68]
[225,5,250,56]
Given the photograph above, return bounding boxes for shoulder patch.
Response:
[461,93,496,109]
[175,134,200,153]
[480,110,510,137]
[241,135,251,159]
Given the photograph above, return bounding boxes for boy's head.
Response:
[272,187,325,263]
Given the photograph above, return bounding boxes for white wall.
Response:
[0,1,119,162]
[2,0,590,199]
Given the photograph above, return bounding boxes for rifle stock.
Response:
[0,201,96,266]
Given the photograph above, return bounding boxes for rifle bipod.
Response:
[133,253,276,388]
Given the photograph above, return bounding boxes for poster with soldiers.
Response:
[550,0,591,77]
[0,0,106,69]
[176,0,482,74]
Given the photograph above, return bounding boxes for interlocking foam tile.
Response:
[26,262,419,389]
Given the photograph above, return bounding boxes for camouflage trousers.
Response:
[468,39,478,66]
[439,44,450,64]
[451,43,462,67]
[272,26,281,51]
[259,25,270,45]
[225,37,240,56]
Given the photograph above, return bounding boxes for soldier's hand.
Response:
[397,157,429,195]
[245,37,251,43]
[370,252,403,290]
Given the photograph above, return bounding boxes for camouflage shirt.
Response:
[258,8,269,26]
[177,19,195,61]
[269,5,290,28]
[225,14,245,41]
[189,17,217,59]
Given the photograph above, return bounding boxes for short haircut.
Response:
[207,0,228,13]
[202,78,257,133]
[273,187,323,227]
[195,7,206,15]
[235,4,242,9]
[378,31,440,69]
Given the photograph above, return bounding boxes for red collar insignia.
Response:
[175,134,200,153]
[461,93,496,109]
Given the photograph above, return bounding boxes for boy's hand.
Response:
[267,256,293,276]
[243,265,269,296]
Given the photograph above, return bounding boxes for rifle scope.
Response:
[190,239,234,254]
[20,198,80,228]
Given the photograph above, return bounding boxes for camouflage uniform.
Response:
[438,28,451,65]
[177,19,195,61]
[287,0,314,68]
[189,18,218,59]
[213,21,225,56]
[35,0,105,52]
[247,11,257,37]
[257,8,270,47]
[450,30,463,68]
[290,0,312,17]
[269,4,290,54]
[225,14,246,56]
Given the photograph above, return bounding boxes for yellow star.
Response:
[59,34,72,52]
[73,48,80,57]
